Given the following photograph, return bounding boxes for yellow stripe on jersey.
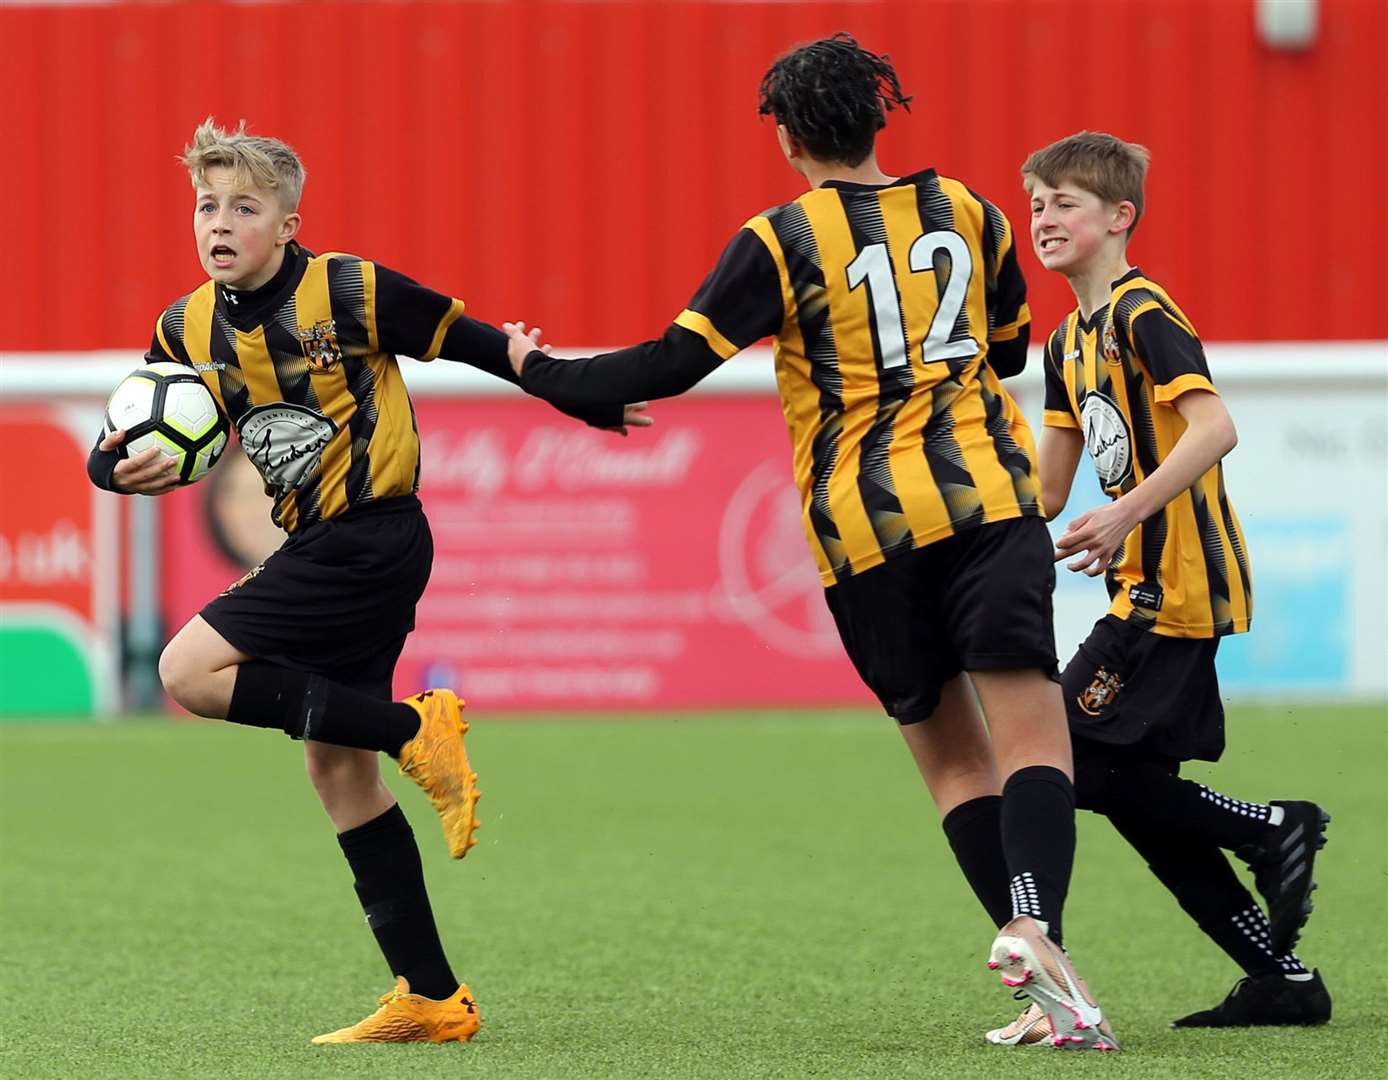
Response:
[367,355,422,499]
[744,216,834,580]
[1044,408,1080,429]
[419,298,466,362]
[990,303,1030,342]
[674,308,740,360]
[1155,372,1218,403]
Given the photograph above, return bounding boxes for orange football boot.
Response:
[311,977,481,1044]
[397,689,481,858]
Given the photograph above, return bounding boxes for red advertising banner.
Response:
[160,395,874,711]
[0,404,118,715]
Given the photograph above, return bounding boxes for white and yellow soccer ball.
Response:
[104,361,230,484]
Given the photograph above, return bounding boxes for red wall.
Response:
[4,0,1385,350]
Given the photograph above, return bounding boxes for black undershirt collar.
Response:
[216,242,308,330]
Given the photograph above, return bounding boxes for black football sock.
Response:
[941,795,1012,928]
[1000,766,1076,945]
[1106,812,1308,978]
[337,803,460,1001]
[226,660,420,756]
[1081,755,1275,851]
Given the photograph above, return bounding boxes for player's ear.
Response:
[1110,200,1137,235]
[776,123,801,160]
[277,211,302,247]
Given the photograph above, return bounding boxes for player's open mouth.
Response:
[1039,237,1067,253]
[210,245,237,265]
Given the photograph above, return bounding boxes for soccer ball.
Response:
[104,361,230,485]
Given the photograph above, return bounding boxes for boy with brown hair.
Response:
[997,130,1331,1040]
[86,118,646,1045]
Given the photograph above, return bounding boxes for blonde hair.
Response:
[1021,131,1150,235]
[182,117,306,211]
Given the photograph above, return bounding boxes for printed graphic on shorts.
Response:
[1077,666,1123,716]
[220,562,265,596]
[237,403,339,495]
[1080,390,1133,489]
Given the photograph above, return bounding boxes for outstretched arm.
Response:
[506,225,784,407]
[508,322,725,405]
[373,264,632,430]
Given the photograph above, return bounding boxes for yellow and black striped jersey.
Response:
[1043,269,1252,637]
[521,168,1039,586]
[147,244,464,533]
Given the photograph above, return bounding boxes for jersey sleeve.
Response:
[372,263,467,362]
[1118,294,1217,404]
[519,227,783,405]
[1042,329,1080,429]
[149,301,192,365]
[671,226,785,359]
[979,197,1030,344]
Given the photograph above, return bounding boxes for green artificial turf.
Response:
[1,704,1383,1079]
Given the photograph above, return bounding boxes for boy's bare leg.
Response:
[158,614,247,718]
[305,743,396,832]
[899,674,1000,816]
[899,675,1011,929]
[970,669,1071,782]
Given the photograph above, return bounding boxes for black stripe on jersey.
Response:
[1189,480,1234,635]
[839,190,913,553]
[327,258,379,509]
[1114,325,1168,592]
[341,361,379,507]
[921,381,985,531]
[263,297,320,411]
[327,258,371,350]
[210,310,251,421]
[161,297,193,364]
[1217,472,1252,615]
[979,377,1039,512]
[978,196,1005,337]
[914,175,972,379]
[768,202,848,575]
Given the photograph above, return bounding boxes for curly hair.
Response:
[757,33,912,167]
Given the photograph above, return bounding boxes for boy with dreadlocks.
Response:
[500,34,1118,1050]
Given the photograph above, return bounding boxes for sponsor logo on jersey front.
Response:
[237,403,339,494]
[1080,390,1133,490]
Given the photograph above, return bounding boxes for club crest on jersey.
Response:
[1077,668,1123,716]
[297,319,342,372]
[1102,320,1123,366]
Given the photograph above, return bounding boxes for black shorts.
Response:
[824,515,1059,725]
[200,495,432,701]
[1061,614,1224,762]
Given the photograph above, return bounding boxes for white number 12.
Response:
[845,230,980,370]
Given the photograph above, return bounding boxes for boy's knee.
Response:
[157,639,198,710]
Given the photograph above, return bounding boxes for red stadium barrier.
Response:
[3,0,1384,351]
[159,394,878,711]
